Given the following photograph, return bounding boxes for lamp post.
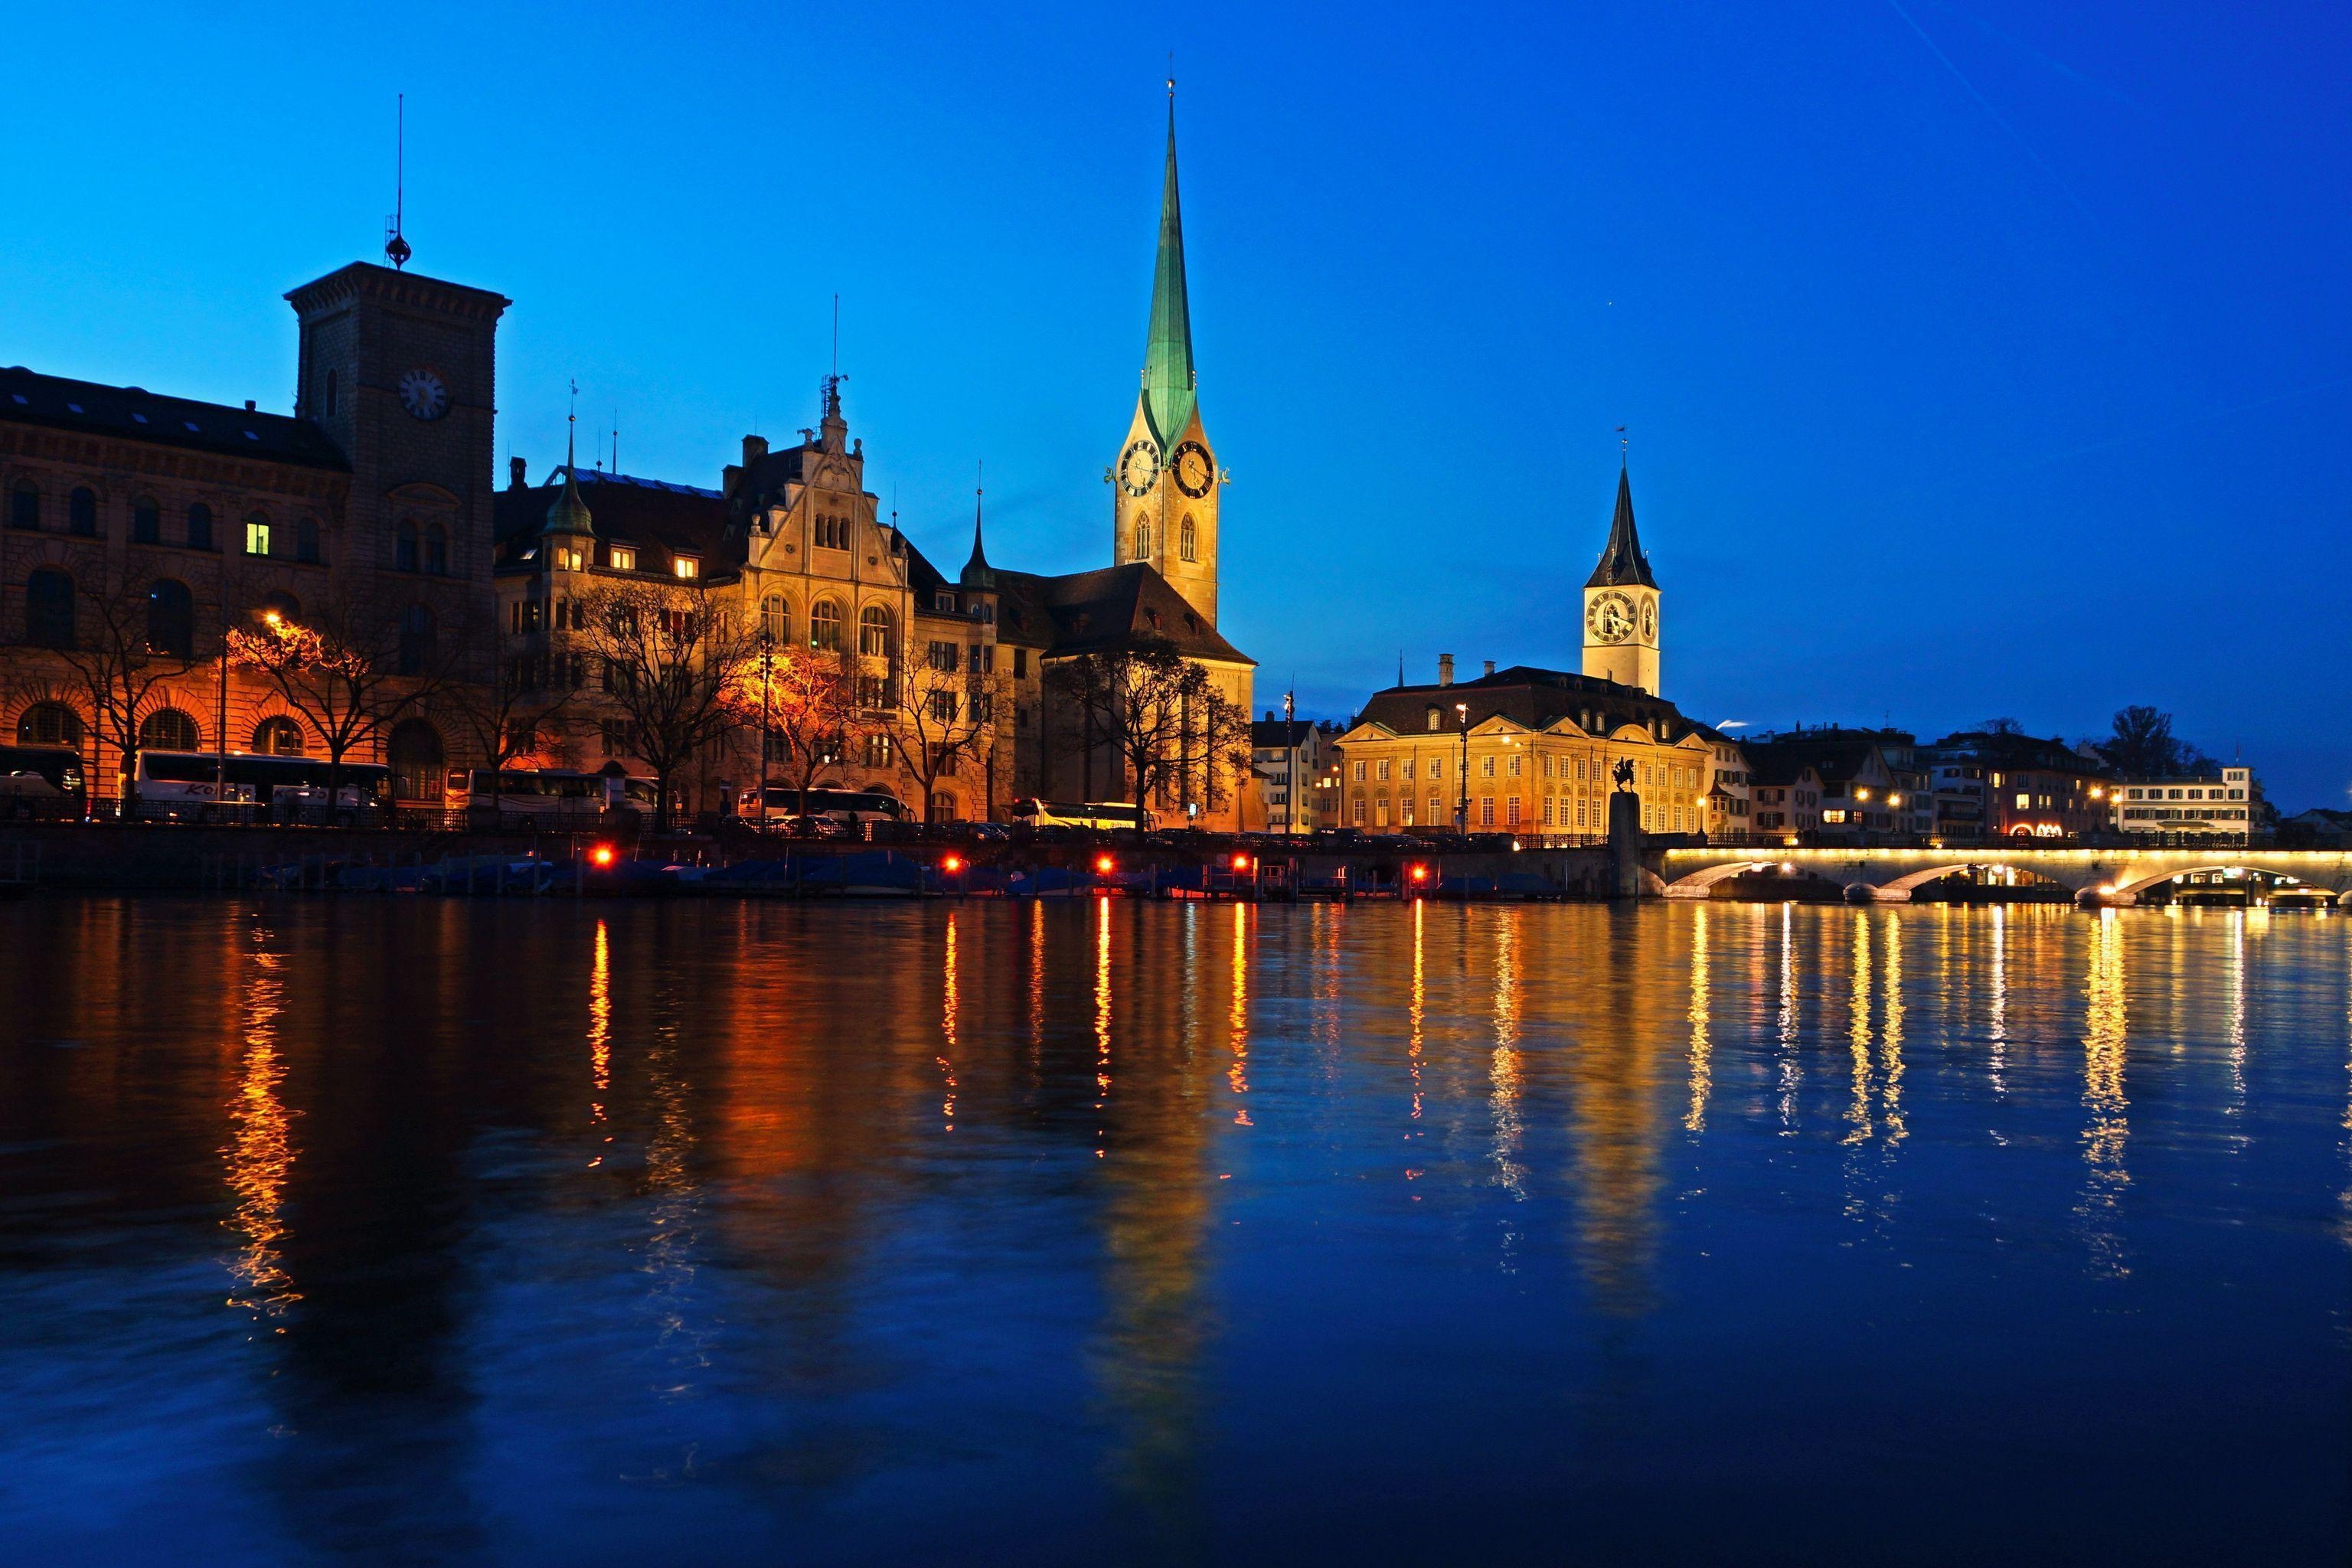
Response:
[1454,701,1470,836]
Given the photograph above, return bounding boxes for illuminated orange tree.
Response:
[228,590,455,806]
[568,579,764,830]
[741,641,864,833]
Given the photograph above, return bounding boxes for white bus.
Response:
[1009,799,1152,831]
[445,768,657,818]
[737,785,908,831]
[136,750,390,821]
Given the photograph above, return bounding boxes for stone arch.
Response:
[2103,864,2315,903]
[1660,860,1795,898]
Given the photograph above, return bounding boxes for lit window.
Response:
[674,556,699,580]
[609,547,636,572]
[244,518,271,556]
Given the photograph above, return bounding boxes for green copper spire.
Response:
[1139,90,1196,447]
[542,414,593,537]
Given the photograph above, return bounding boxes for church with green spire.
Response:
[1109,87,1226,626]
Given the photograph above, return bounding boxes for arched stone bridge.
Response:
[1655,845,2352,907]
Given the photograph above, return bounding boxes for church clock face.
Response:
[1117,439,1160,497]
[397,367,450,421]
[1588,591,1635,644]
[1171,441,1214,498]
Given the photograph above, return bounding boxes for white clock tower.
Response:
[1581,465,1661,695]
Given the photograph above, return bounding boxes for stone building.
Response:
[1331,468,1726,839]
[1,261,508,804]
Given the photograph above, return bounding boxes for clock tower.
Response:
[1581,465,1661,695]
[1109,90,1223,626]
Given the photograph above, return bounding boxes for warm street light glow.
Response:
[590,844,616,867]
[1094,854,1115,874]
[1231,852,1251,871]
[1409,863,1429,882]
[263,609,283,626]
[941,854,964,874]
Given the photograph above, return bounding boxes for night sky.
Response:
[6,3,2345,804]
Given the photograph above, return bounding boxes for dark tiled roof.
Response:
[493,469,733,573]
[1004,563,1252,664]
[0,364,349,471]
[1743,735,1879,788]
[1252,718,1315,747]
[1355,664,1697,740]
[1927,730,2107,776]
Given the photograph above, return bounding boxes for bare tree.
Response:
[32,560,202,815]
[892,646,994,823]
[567,578,763,829]
[227,584,457,807]
[1044,635,1253,820]
[753,643,864,832]
[2096,704,2217,779]
[439,603,587,786]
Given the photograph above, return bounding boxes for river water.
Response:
[0,898,2344,1564]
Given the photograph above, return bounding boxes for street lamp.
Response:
[1454,702,1470,835]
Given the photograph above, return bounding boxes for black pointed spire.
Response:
[1585,464,1656,589]
[960,468,995,588]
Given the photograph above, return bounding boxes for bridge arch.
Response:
[1661,860,1798,899]
[2095,864,2321,906]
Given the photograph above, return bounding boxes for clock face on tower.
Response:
[1171,441,1214,498]
[1117,439,1160,497]
[1588,591,1636,644]
[398,367,450,421]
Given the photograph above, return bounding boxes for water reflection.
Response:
[0,899,2342,1563]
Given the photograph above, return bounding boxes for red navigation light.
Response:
[941,854,964,874]
[1409,863,1429,883]
[590,844,617,867]
[1094,854,1116,875]
[1231,852,1251,871]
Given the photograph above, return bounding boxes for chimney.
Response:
[1438,654,1455,687]
[1483,660,1496,678]
[243,400,256,411]
[508,456,528,491]
[743,433,769,466]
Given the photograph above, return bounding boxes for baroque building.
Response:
[1333,466,1733,839]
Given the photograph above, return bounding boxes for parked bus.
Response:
[1009,799,1152,831]
[444,768,657,818]
[0,745,87,818]
[136,750,389,822]
[737,785,908,832]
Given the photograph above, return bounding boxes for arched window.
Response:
[810,599,842,652]
[395,518,420,573]
[323,369,338,418]
[24,568,74,648]
[139,707,200,752]
[185,502,214,551]
[929,790,958,824]
[425,524,449,576]
[132,497,160,544]
[145,579,193,658]
[296,517,321,564]
[10,481,39,531]
[1134,521,1152,560]
[397,606,436,676]
[69,488,98,537]
[1426,706,1442,732]
[760,594,789,645]
[259,590,301,623]
[387,718,445,801]
[16,701,82,749]
[1180,514,1197,562]
[858,604,892,658]
[243,512,272,557]
[252,716,305,756]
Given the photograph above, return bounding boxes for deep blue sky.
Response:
[6,3,2347,805]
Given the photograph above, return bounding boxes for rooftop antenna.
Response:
[384,93,411,270]
[831,293,840,379]
[611,408,619,478]
[1616,423,1628,466]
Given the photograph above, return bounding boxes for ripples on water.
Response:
[0,899,2344,1565]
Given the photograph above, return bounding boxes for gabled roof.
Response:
[0,364,350,472]
[1006,561,1252,665]
[1252,717,1315,748]
[494,469,732,573]
[1586,466,1657,590]
[1743,734,1885,788]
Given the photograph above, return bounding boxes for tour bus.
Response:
[737,784,909,832]
[445,768,658,819]
[1008,799,1152,831]
[0,745,87,817]
[136,750,390,822]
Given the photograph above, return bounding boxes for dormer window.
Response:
[673,556,699,580]
[936,592,956,612]
[609,546,637,572]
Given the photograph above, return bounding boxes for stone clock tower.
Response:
[1109,92,1223,626]
[1581,465,1661,695]
[287,260,510,594]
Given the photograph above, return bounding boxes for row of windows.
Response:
[1349,753,1694,788]
[2124,786,2245,802]
[1129,514,1200,564]
[1341,792,1696,834]
[9,484,328,561]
